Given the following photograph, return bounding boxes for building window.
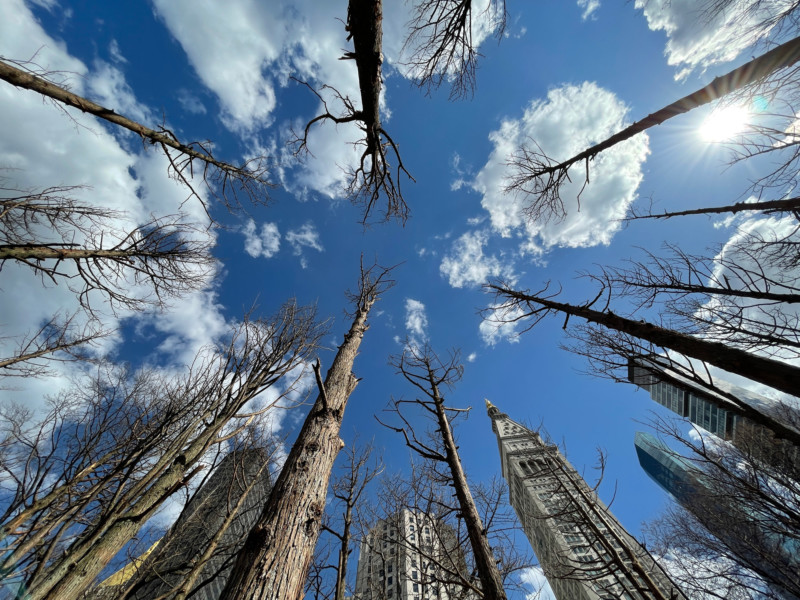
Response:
[387,576,392,585]
[413,583,419,592]
[412,570,418,580]
[388,564,393,573]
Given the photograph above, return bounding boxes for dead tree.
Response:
[219,262,395,600]
[0,58,273,213]
[1,184,215,314]
[0,312,107,379]
[114,432,281,600]
[642,417,800,599]
[505,35,800,222]
[378,344,509,600]
[293,1,413,225]
[312,439,383,600]
[0,302,323,600]
[487,281,800,404]
[579,235,800,361]
[624,197,800,222]
[402,0,507,99]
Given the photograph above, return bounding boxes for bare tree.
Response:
[402,0,507,100]
[308,439,383,600]
[641,417,800,599]
[0,312,108,379]
[219,262,395,600]
[486,281,800,404]
[578,233,800,359]
[624,197,800,222]
[0,301,323,600]
[1,183,215,314]
[113,431,280,600]
[378,343,510,600]
[0,59,273,213]
[505,35,800,223]
[293,0,413,225]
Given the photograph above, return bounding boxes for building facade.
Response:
[353,509,471,600]
[487,401,685,600]
[121,448,273,600]
[635,431,800,600]
[628,354,800,473]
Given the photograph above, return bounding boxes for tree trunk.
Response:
[0,60,243,179]
[496,287,800,412]
[334,503,352,600]
[433,391,508,600]
[219,295,377,600]
[526,35,800,181]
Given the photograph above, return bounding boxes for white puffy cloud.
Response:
[519,566,557,600]
[479,303,527,346]
[242,220,281,259]
[474,82,648,255]
[440,230,515,288]
[404,298,429,349]
[634,0,789,78]
[466,352,478,362]
[578,0,601,20]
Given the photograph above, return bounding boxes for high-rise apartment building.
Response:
[487,400,685,600]
[353,509,470,600]
[634,431,800,600]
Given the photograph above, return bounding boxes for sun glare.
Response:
[699,106,750,142]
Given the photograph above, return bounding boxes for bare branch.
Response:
[0,58,274,213]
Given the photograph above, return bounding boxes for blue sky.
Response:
[1,0,795,596]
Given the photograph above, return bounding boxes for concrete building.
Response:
[121,448,272,600]
[487,400,685,600]
[353,509,470,600]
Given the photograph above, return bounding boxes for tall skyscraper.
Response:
[635,431,800,600]
[487,400,685,600]
[113,448,273,600]
[353,509,471,600]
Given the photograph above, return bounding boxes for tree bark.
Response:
[523,35,800,182]
[0,60,247,182]
[334,503,353,600]
[433,390,508,600]
[219,290,379,600]
[492,286,800,441]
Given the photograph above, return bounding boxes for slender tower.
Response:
[486,400,685,600]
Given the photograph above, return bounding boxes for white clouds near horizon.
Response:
[519,566,557,600]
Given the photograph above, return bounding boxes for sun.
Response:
[699,105,750,142]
